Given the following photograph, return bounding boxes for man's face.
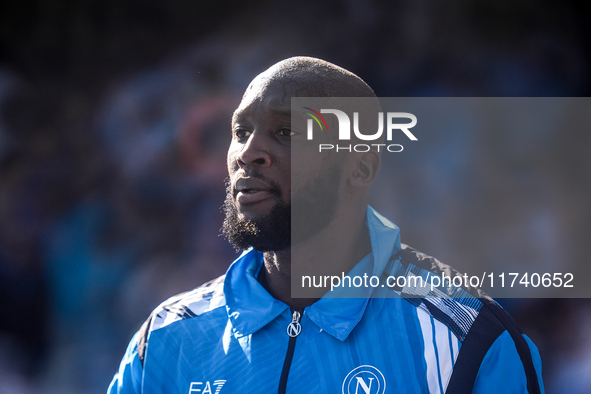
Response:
[222,78,342,251]
[222,78,292,251]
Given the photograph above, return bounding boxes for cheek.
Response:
[278,153,291,197]
[284,182,292,203]
[226,154,233,173]
[227,147,239,174]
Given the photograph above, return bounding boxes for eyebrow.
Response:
[232,106,292,125]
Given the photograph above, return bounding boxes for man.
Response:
[108,57,544,394]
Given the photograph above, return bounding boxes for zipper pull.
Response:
[286,310,302,337]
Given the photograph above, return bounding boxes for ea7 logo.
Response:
[304,109,417,141]
[342,365,386,394]
[188,380,226,394]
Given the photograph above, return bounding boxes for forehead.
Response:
[233,75,315,121]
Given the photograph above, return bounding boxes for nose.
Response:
[236,131,272,169]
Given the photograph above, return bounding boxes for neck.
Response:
[259,249,317,310]
[259,204,371,309]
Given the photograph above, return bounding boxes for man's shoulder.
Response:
[388,244,543,393]
[394,243,488,298]
[385,243,521,342]
[150,274,227,330]
[135,275,227,364]
[378,245,482,346]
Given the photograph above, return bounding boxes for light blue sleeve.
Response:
[107,332,144,394]
[471,331,544,394]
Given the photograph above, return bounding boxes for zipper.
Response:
[278,309,303,394]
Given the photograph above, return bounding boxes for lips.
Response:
[234,178,277,205]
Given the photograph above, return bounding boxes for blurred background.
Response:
[0,0,589,392]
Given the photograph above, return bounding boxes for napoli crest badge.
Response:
[342,365,386,394]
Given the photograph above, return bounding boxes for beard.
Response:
[221,182,291,252]
[221,164,342,252]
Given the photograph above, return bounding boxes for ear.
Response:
[349,151,381,188]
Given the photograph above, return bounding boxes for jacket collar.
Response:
[224,206,401,341]
[224,250,288,338]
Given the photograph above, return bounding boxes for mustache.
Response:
[226,172,282,198]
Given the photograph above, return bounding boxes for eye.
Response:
[278,128,294,137]
[233,128,252,140]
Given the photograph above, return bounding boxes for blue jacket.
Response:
[108,207,544,394]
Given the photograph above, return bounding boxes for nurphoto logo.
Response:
[303,107,417,153]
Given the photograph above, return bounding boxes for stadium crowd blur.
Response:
[0,1,590,393]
